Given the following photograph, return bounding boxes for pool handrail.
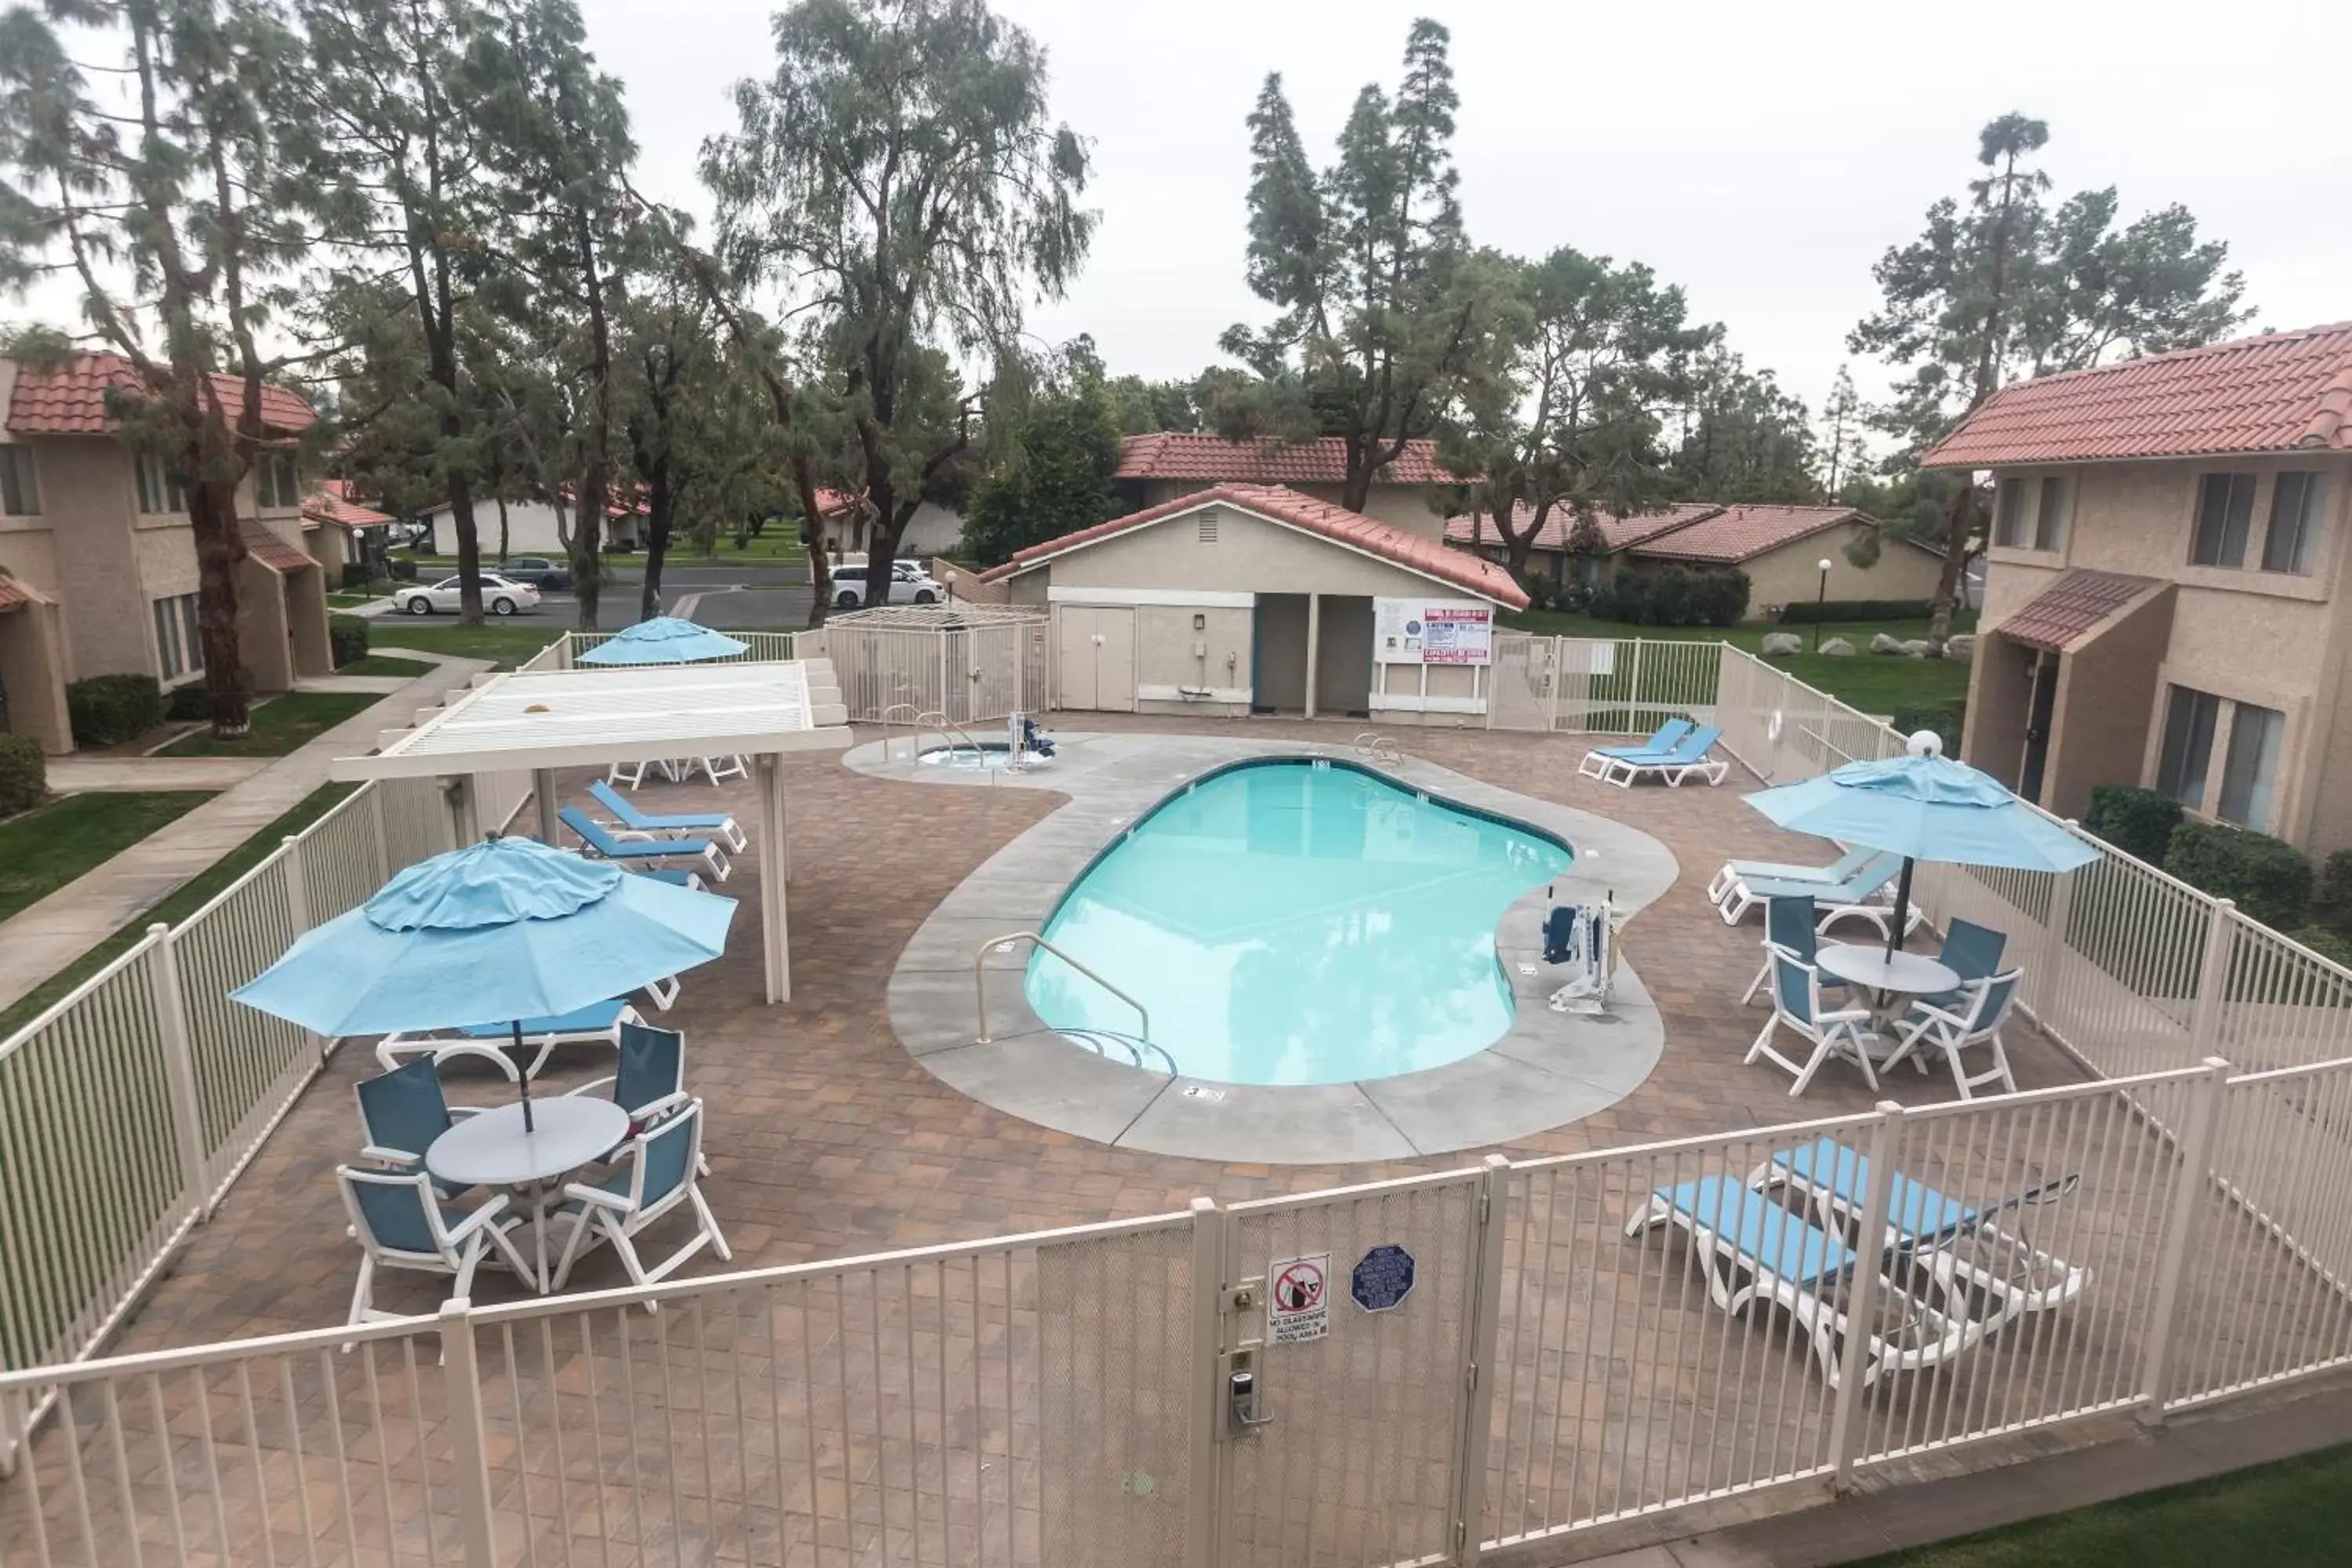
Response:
[879,702,921,764]
[975,931,1152,1051]
[917,710,996,769]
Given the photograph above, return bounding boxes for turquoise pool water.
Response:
[1025,760,1570,1085]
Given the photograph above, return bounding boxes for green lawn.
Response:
[372,621,568,668]
[0,784,357,1039]
[1853,1441,2352,1566]
[330,652,434,678]
[156,691,382,757]
[0,792,214,924]
[1498,610,1976,716]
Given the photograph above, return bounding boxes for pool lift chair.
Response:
[1010,710,1056,764]
[1541,887,1620,1014]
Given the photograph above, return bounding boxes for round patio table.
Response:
[427,1098,629,1292]
[1815,945,1962,1064]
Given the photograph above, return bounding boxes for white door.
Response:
[1058,605,1137,712]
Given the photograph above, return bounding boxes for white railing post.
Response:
[1829,1102,1904,1490]
[1454,1153,1510,1566]
[1185,1196,1223,1568]
[2140,1058,2232,1416]
[1628,638,1646,728]
[366,782,391,885]
[2188,899,2238,1057]
[149,924,213,1215]
[439,1298,500,1568]
[281,836,310,934]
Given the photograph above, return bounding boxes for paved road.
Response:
[375,563,818,630]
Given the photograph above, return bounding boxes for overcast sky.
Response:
[585,0,2348,423]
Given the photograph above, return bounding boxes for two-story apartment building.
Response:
[0,353,333,753]
[1928,321,2352,851]
[1114,433,1459,539]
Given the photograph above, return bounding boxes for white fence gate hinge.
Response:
[1465,1360,1479,1393]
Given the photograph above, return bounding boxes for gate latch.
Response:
[1227,1355,1274,1433]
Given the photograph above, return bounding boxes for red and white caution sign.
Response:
[1267,1252,1330,1344]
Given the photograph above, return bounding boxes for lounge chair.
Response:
[1740,895,1854,1007]
[1622,1174,1987,1389]
[550,1099,731,1301]
[337,1167,534,1331]
[682,754,748,786]
[1879,969,2024,1098]
[606,757,680,790]
[590,779,748,851]
[636,868,705,892]
[1593,724,1729,789]
[559,806,730,881]
[1748,946,1879,1097]
[375,998,651,1080]
[1705,843,1876,907]
[1751,1138,2086,1327]
[1715,851,1922,938]
[1577,719,1693,779]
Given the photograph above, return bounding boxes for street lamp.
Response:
[1812,557,1833,653]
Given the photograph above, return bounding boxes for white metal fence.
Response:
[1483,634,1723,736]
[13,1060,2352,1567]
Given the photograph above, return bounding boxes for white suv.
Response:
[829,560,942,608]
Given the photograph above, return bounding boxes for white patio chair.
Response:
[1748,945,1880,1097]
[1878,969,2024,1099]
[1622,1174,1988,1390]
[550,1099,730,1302]
[336,1166,533,1333]
[685,754,747,786]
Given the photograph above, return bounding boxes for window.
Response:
[152,593,203,681]
[134,455,186,516]
[0,445,38,515]
[2032,476,2068,551]
[2262,471,2326,575]
[2190,472,2257,568]
[1993,477,2031,548]
[256,452,301,510]
[2157,685,2221,808]
[2219,703,2286,832]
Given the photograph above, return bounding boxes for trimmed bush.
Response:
[2315,850,2352,932]
[388,557,419,581]
[0,733,44,817]
[1891,702,1965,757]
[2289,925,2352,972]
[1588,567,1750,628]
[66,673,165,748]
[2085,785,2185,866]
[340,561,374,591]
[2165,822,2313,931]
[1776,598,1935,625]
[329,612,370,667]
[1693,568,1751,628]
[166,667,253,720]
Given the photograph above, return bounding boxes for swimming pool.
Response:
[1025,758,1571,1086]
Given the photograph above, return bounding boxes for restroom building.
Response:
[977,484,1528,721]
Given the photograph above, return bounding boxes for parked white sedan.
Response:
[397,574,543,616]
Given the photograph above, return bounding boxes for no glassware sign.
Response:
[1267,1252,1330,1344]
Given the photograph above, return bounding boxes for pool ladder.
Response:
[918,710,998,771]
[975,931,1167,1071]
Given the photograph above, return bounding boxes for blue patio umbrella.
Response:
[576,616,749,666]
[232,836,735,1127]
[1743,741,2100,956]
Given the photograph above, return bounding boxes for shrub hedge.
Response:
[0,734,44,817]
[66,673,165,748]
[2085,785,2185,866]
[388,557,419,581]
[1588,567,1750,628]
[2289,925,2352,971]
[2165,821,2313,931]
[1776,599,1934,625]
[329,612,371,667]
[164,668,254,721]
[1891,702,1965,757]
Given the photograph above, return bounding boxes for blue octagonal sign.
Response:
[1350,1243,1415,1314]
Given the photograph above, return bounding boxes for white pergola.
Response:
[332,658,852,1003]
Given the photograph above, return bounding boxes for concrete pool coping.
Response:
[854,731,1682,1163]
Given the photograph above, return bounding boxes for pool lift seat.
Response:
[1543,888,1619,1014]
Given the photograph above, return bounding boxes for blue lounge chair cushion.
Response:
[1769,1138,1979,1243]
[588,779,732,833]
[1653,1175,1850,1288]
[1615,725,1724,770]
[456,1000,631,1039]
[1592,719,1692,760]
[559,807,717,862]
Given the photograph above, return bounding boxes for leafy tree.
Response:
[1819,365,1868,502]
[1851,114,2249,642]
[1668,347,1821,505]
[964,343,1121,567]
[1103,372,1210,435]
[702,0,1095,618]
[1221,21,1514,510]
[1,0,334,735]
[1440,247,1710,581]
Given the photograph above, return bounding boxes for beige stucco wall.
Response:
[0,599,72,753]
[1624,524,1944,619]
[1134,604,1251,705]
[2044,596,2176,823]
[1038,500,1483,601]
[40,436,158,682]
[1134,477,1448,540]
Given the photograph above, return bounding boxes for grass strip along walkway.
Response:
[0,793,213,925]
[158,692,383,757]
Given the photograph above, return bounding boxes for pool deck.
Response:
[89,713,2100,1353]
[860,732,1679,1162]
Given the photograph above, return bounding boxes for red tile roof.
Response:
[1629,504,1873,564]
[1115,432,1460,487]
[238,521,319,573]
[979,484,1529,608]
[302,479,394,531]
[1922,322,2352,469]
[1995,570,2166,652]
[7,352,315,437]
[1446,501,1721,554]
